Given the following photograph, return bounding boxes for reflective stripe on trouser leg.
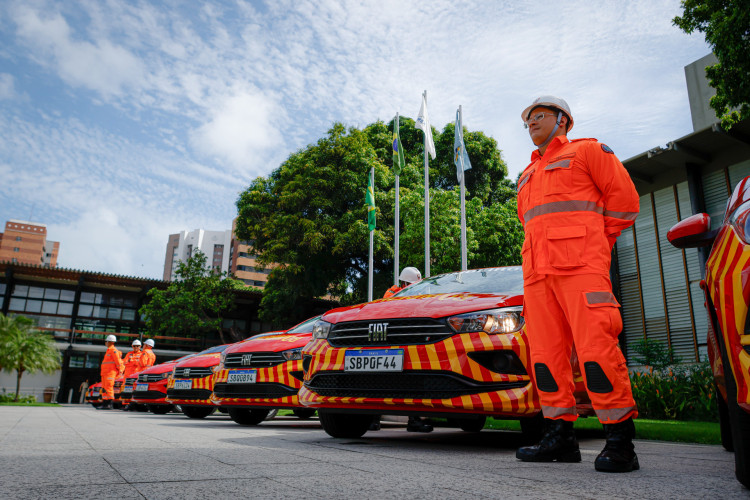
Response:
[554,273,638,424]
[101,374,116,400]
[523,277,577,421]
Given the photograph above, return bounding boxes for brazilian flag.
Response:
[366,175,376,231]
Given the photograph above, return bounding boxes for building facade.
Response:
[0,220,59,267]
[616,54,750,364]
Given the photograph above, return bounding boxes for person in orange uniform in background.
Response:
[123,339,143,378]
[514,96,640,473]
[99,335,124,410]
[383,267,422,298]
[140,339,156,370]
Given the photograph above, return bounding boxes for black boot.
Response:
[595,418,639,472]
[516,419,581,462]
[406,416,433,433]
[98,400,112,410]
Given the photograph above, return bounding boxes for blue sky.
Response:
[0,0,710,279]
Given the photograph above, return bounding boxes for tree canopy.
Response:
[673,0,750,128]
[0,313,61,402]
[139,250,246,344]
[236,118,522,324]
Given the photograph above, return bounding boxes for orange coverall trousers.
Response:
[100,370,117,400]
[523,273,637,424]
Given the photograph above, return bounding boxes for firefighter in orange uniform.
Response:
[140,339,156,370]
[514,96,640,472]
[99,335,124,410]
[383,267,422,298]
[123,339,143,378]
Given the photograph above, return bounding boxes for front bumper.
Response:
[166,374,216,406]
[210,359,305,408]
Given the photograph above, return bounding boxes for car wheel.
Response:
[228,408,270,426]
[717,383,734,452]
[91,403,101,408]
[182,406,216,419]
[519,413,545,442]
[292,408,316,420]
[149,405,172,415]
[318,411,373,438]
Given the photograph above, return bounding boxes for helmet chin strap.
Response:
[537,111,563,150]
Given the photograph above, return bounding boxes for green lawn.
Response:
[485,416,720,445]
[0,402,60,407]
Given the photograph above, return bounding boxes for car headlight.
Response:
[161,372,171,380]
[220,351,226,364]
[312,320,332,339]
[447,307,524,334]
[282,348,303,361]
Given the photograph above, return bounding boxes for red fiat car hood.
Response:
[323,292,521,324]
[225,331,313,353]
[174,351,223,369]
[139,358,188,375]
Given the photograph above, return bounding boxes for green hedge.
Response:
[630,363,717,422]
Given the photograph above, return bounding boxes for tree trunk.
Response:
[14,367,24,402]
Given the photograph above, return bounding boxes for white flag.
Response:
[416,94,436,159]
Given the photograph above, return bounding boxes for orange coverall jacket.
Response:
[100,345,124,400]
[140,348,156,370]
[123,350,143,378]
[517,136,639,280]
[383,285,402,299]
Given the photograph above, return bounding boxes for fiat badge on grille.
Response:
[241,354,253,365]
[368,322,389,341]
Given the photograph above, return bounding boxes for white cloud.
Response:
[0,73,18,99]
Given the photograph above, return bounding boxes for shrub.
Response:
[630,362,717,421]
[629,337,681,370]
[0,393,37,403]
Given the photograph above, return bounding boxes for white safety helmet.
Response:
[399,267,422,284]
[521,95,574,131]
[144,339,155,347]
[132,339,142,346]
[105,334,117,343]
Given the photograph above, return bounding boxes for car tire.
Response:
[519,413,545,442]
[447,416,486,432]
[717,383,734,452]
[149,405,172,415]
[318,411,372,438]
[91,403,101,408]
[228,408,270,426]
[292,408,316,420]
[182,406,216,419]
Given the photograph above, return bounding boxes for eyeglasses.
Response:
[523,112,557,128]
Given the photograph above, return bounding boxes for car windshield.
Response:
[198,344,230,355]
[287,315,321,334]
[394,267,524,297]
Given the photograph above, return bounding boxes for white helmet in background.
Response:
[105,335,117,343]
[132,339,142,346]
[144,339,155,347]
[399,267,422,284]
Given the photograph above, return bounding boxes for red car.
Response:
[131,355,193,414]
[668,176,750,488]
[299,266,592,438]
[166,344,230,419]
[85,382,103,407]
[211,316,319,425]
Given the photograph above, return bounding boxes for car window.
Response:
[287,315,321,334]
[395,267,524,297]
[198,344,230,355]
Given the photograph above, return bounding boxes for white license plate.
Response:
[135,383,149,392]
[227,370,256,384]
[174,379,192,390]
[345,349,404,372]
[122,386,133,394]
[91,391,100,397]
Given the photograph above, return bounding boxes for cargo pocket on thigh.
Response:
[584,291,623,338]
[546,225,586,269]
[521,236,534,279]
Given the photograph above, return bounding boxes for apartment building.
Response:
[0,220,59,267]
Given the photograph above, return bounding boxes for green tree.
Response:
[236,120,522,323]
[673,1,750,128]
[0,313,61,402]
[139,250,245,344]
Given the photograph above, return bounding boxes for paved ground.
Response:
[0,405,746,499]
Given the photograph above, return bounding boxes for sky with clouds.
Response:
[0,0,711,279]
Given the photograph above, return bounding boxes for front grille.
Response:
[125,377,137,385]
[139,374,166,382]
[166,389,212,400]
[131,390,165,400]
[306,371,527,399]
[173,367,213,378]
[328,318,454,347]
[212,382,296,399]
[114,381,123,388]
[224,352,286,368]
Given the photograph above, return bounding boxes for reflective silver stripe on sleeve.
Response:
[585,291,617,306]
[603,209,638,221]
[541,405,577,419]
[523,200,604,223]
[544,159,571,170]
[595,406,637,423]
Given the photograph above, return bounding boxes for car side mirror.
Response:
[667,213,717,248]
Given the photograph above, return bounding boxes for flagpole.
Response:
[459,105,467,271]
[394,113,400,286]
[368,166,374,302]
[423,90,430,278]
